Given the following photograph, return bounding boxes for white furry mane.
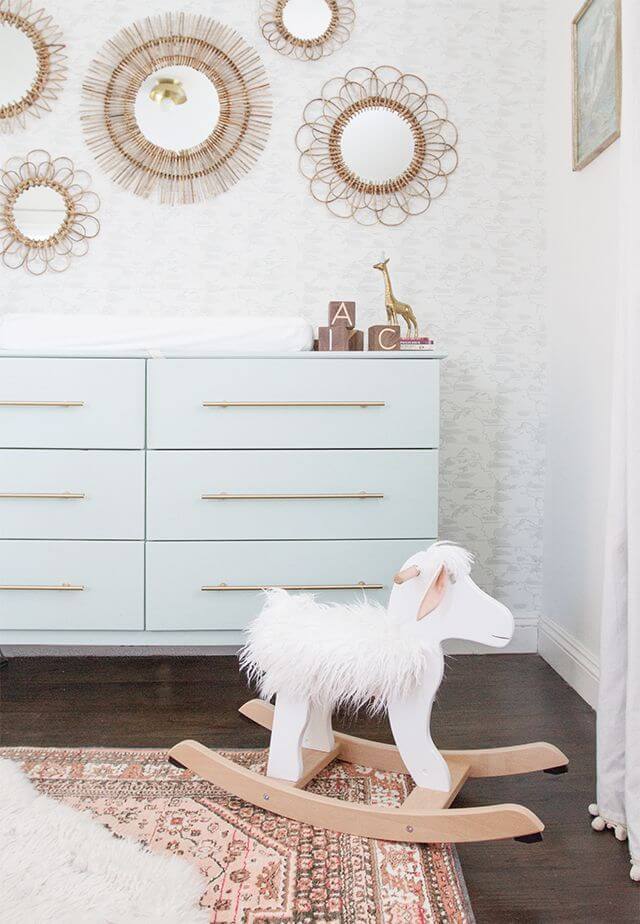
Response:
[239,543,475,715]
[420,542,474,582]
[240,590,433,715]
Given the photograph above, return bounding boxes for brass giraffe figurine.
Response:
[373,258,419,338]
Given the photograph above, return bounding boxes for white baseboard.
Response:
[538,617,599,708]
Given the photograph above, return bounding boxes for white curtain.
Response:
[591,0,640,883]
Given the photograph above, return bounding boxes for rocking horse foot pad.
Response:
[167,738,545,845]
[544,765,569,775]
[168,755,187,770]
[514,832,544,844]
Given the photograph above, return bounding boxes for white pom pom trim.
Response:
[588,803,628,836]
[589,803,627,836]
[590,803,637,881]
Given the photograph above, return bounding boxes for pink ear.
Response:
[416,566,448,621]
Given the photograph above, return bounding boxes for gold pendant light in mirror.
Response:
[149,78,187,108]
[0,0,67,133]
[296,66,459,226]
[81,12,272,205]
[260,0,355,61]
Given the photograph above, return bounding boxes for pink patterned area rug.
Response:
[1,747,475,924]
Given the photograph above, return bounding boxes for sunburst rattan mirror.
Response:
[0,149,101,275]
[0,0,67,133]
[296,66,459,226]
[81,12,272,205]
[260,0,355,61]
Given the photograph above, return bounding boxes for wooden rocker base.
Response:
[168,700,568,845]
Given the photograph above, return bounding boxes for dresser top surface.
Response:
[0,351,446,361]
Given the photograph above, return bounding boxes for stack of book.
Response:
[400,337,435,351]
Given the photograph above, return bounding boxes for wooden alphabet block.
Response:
[368,325,401,352]
[329,301,356,329]
[318,326,350,351]
[318,326,364,352]
[349,329,364,351]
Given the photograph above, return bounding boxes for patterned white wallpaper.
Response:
[0,0,547,628]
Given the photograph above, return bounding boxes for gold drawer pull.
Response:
[201,492,384,501]
[202,582,384,592]
[0,492,85,500]
[0,583,85,591]
[203,401,385,409]
[0,401,84,408]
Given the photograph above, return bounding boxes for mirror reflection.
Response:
[340,108,416,184]
[282,0,332,39]
[12,185,68,241]
[135,65,221,152]
[0,21,38,108]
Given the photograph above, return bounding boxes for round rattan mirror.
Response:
[296,66,459,226]
[0,150,100,274]
[0,0,67,133]
[260,0,355,61]
[81,12,272,205]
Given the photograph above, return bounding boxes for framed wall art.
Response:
[572,0,622,171]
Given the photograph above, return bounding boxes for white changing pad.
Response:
[0,313,314,356]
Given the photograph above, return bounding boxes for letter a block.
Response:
[329,301,356,329]
[368,325,401,351]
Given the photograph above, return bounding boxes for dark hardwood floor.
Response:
[1,653,637,922]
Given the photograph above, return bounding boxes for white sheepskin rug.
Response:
[0,758,208,924]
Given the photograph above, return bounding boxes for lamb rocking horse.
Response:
[169,543,568,844]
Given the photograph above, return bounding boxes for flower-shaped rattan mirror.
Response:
[260,0,355,61]
[81,12,272,206]
[296,66,458,226]
[0,0,67,133]
[0,149,100,274]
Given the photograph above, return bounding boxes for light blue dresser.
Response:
[0,353,443,646]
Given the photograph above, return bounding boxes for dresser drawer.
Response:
[0,359,145,448]
[0,541,144,630]
[147,358,439,449]
[146,539,427,630]
[0,450,144,539]
[147,450,438,540]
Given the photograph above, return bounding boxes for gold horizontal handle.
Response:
[202,582,384,592]
[201,492,384,501]
[0,583,85,591]
[0,492,86,500]
[202,401,385,409]
[0,401,84,407]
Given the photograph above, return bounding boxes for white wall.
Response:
[540,0,619,705]
[0,0,547,646]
